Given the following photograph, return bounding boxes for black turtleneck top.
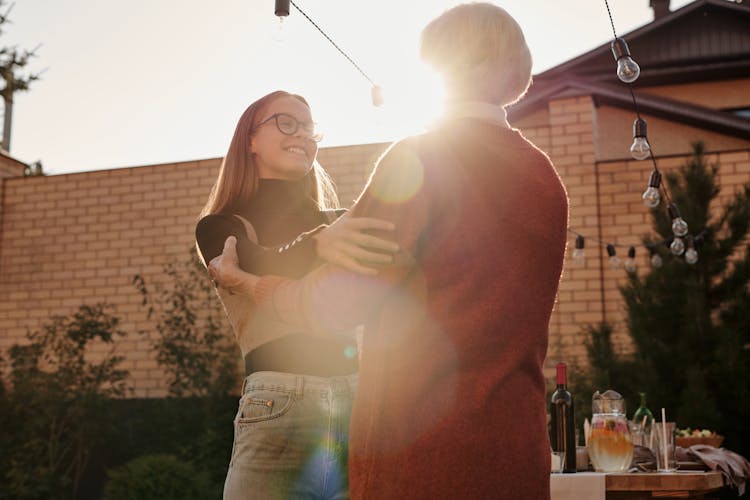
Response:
[195,177,358,377]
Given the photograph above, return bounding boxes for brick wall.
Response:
[1,100,748,397]
[0,145,389,397]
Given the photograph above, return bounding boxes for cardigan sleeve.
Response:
[195,213,328,277]
[253,139,430,336]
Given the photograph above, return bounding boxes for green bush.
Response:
[102,454,211,500]
[0,303,129,500]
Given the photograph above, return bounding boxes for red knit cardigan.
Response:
[255,119,568,499]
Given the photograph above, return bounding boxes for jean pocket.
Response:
[237,389,295,425]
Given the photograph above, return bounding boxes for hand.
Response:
[208,236,259,295]
[313,213,399,275]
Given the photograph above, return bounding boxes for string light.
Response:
[668,203,689,237]
[607,244,622,270]
[624,246,637,273]
[604,0,697,271]
[273,0,290,41]
[649,248,663,269]
[610,38,641,84]
[670,237,685,256]
[630,118,650,160]
[642,170,661,208]
[566,228,706,273]
[371,85,384,107]
[685,236,698,265]
[279,0,384,106]
[573,235,586,266]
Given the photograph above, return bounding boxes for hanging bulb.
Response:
[668,203,689,237]
[371,85,384,107]
[273,0,290,42]
[624,246,637,273]
[611,38,641,83]
[630,118,651,161]
[572,235,585,266]
[650,249,663,269]
[670,237,685,256]
[642,170,661,208]
[607,244,621,270]
[685,235,698,265]
[272,16,286,41]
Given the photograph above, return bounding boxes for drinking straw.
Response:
[661,408,668,470]
[584,418,590,447]
[640,414,648,446]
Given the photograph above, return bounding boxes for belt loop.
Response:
[295,376,304,398]
[241,375,249,395]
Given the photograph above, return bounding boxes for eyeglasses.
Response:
[256,113,322,143]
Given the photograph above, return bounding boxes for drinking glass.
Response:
[551,449,565,473]
[654,422,677,472]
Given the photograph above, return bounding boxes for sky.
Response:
[6,0,694,175]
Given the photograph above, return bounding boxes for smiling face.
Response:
[250,95,319,180]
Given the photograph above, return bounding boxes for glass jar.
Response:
[588,390,634,472]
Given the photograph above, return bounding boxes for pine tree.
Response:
[589,142,750,454]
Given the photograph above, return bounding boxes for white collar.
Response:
[442,100,510,129]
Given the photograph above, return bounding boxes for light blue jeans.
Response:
[223,371,357,500]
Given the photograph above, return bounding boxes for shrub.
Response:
[101,454,211,500]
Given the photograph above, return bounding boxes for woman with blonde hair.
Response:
[197,90,397,499]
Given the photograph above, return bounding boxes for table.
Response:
[551,471,726,500]
[606,472,725,499]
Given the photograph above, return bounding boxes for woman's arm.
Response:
[196,213,321,277]
[209,139,430,335]
[196,212,398,277]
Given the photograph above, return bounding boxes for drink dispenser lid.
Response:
[592,389,626,414]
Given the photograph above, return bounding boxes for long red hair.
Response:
[200,90,338,219]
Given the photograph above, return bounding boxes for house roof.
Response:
[508,0,750,140]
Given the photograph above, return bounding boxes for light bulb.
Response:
[572,235,585,266]
[670,237,685,256]
[685,235,698,264]
[631,138,650,161]
[685,248,698,265]
[668,203,689,237]
[371,85,384,107]
[672,218,688,237]
[642,187,660,207]
[624,246,637,273]
[272,16,286,42]
[642,170,661,208]
[617,58,641,84]
[607,244,621,270]
[630,118,650,160]
[273,0,290,42]
[611,38,641,83]
[572,248,585,265]
[650,252,663,269]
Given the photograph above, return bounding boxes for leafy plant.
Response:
[0,304,129,500]
[133,247,239,399]
[101,454,211,500]
[133,247,240,493]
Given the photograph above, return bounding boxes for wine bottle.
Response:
[632,392,654,432]
[550,362,576,473]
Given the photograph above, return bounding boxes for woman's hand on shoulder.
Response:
[312,213,399,275]
[208,236,259,296]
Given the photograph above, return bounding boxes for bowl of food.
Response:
[675,428,724,448]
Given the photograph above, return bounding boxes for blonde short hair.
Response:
[420,2,532,106]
